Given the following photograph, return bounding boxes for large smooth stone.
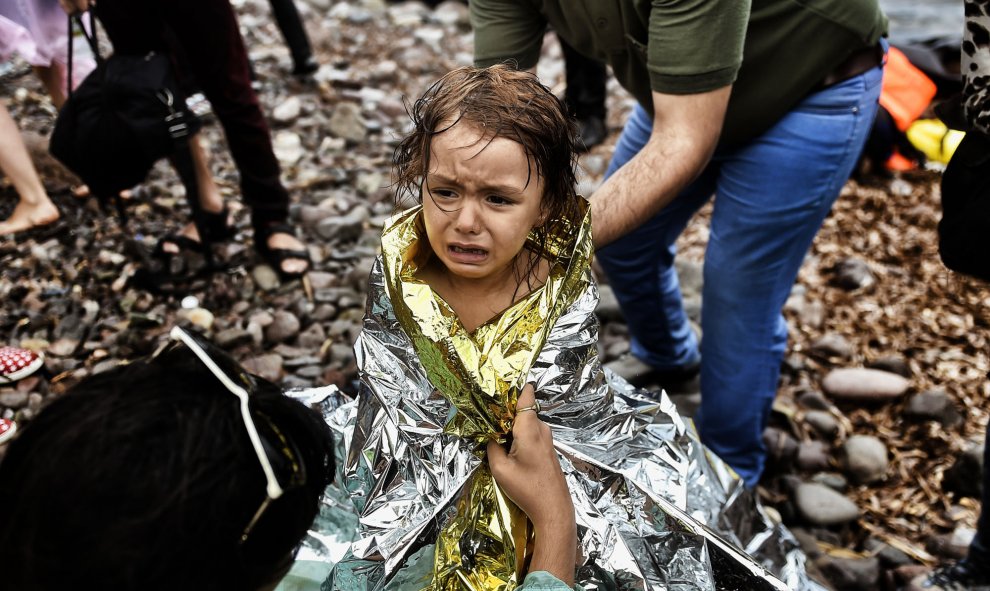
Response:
[822,368,910,402]
[794,482,860,526]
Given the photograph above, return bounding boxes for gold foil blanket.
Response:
[290,205,826,591]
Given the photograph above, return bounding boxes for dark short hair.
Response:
[0,345,335,591]
[393,65,584,284]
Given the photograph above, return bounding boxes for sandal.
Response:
[254,221,312,281]
[131,207,235,294]
[152,205,235,258]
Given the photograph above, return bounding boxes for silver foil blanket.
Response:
[290,258,825,591]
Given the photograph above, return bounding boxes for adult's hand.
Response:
[58,0,92,15]
[488,384,576,585]
[589,85,731,247]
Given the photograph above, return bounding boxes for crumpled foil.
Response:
[290,204,825,591]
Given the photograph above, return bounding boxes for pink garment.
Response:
[0,0,94,93]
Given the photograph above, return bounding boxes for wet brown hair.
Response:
[393,65,583,290]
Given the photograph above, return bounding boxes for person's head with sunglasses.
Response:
[0,327,336,591]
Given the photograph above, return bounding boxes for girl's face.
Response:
[423,119,546,285]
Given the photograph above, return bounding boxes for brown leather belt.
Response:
[816,44,884,90]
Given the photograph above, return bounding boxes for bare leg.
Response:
[0,102,59,236]
[32,65,67,110]
[161,135,225,252]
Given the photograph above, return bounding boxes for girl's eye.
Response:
[431,188,456,199]
[487,195,512,206]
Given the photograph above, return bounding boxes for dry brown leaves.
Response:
[678,171,988,558]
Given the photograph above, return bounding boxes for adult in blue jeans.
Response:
[473,0,887,486]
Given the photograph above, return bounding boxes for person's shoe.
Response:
[0,346,44,383]
[575,115,607,152]
[0,418,16,445]
[908,560,990,591]
[291,56,319,77]
[605,354,700,393]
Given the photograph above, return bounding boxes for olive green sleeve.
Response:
[647,0,751,94]
[471,0,546,69]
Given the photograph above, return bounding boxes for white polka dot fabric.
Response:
[0,418,15,444]
[0,347,43,382]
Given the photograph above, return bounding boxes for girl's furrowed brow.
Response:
[426,173,523,195]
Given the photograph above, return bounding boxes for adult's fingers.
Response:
[516,383,536,412]
[487,437,508,466]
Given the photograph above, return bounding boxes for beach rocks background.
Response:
[0,1,986,589]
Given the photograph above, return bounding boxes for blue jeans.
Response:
[597,63,884,487]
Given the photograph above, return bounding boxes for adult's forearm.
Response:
[590,86,730,248]
[589,133,707,247]
[528,518,578,586]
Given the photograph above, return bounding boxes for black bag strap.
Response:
[65,10,103,100]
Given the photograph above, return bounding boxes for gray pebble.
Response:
[265,311,301,344]
[763,427,798,467]
[942,438,985,499]
[864,537,912,567]
[796,440,832,472]
[49,337,80,357]
[810,472,848,492]
[927,527,976,560]
[272,96,302,123]
[794,482,860,525]
[797,390,832,411]
[249,311,274,327]
[297,322,328,350]
[800,299,825,329]
[674,259,703,299]
[904,388,962,427]
[0,391,29,410]
[842,435,888,484]
[308,271,337,290]
[298,205,335,228]
[804,410,840,438]
[328,102,367,143]
[832,258,875,291]
[809,333,854,360]
[330,343,355,367]
[866,355,912,378]
[315,206,367,242]
[242,354,284,383]
[215,328,254,350]
[252,265,281,292]
[816,555,880,591]
[294,365,325,379]
[311,304,339,322]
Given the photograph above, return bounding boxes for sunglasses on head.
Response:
[165,326,306,544]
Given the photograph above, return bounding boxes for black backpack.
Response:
[49,12,200,212]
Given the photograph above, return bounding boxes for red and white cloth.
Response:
[0,418,15,444]
[0,346,43,382]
